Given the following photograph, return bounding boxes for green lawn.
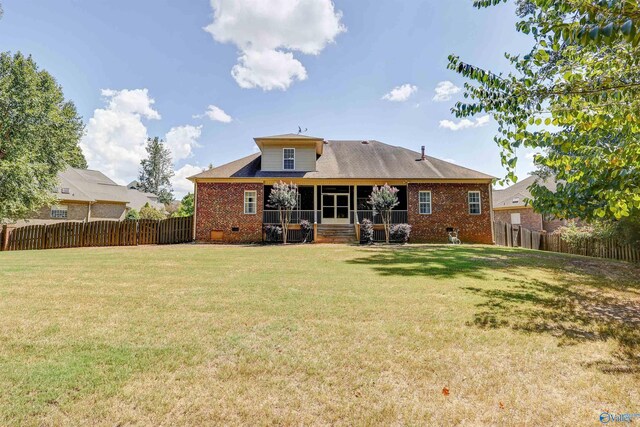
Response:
[0,244,639,426]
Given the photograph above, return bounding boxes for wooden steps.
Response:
[316,224,356,243]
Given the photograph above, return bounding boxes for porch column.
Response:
[353,184,358,223]
[313,185,317,223]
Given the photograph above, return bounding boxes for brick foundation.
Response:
[407,183,493,244]
[196,182,264,243]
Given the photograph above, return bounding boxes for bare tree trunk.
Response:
[280,208,288,244]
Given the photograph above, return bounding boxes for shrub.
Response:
[300,220,313,243]
[265,225,283,243]
[553,221,610,248]
[390,223,412,243]
[139,202,166,220]
[360,219,374,244]
[125,209,139,220]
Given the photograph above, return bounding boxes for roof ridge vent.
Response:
[361,140,369,144]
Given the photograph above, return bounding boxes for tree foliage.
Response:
[139,202,165,220]
[267,181,298,244]
[172,193,194,217]
[125,208,140,220]
[138,137,174,205]
[448,0,640,221]
[367,184,399,244]
[0,52,86,223]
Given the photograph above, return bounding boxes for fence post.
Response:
[1,224,7,251]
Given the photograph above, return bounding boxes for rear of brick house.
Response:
[189,134,496,244]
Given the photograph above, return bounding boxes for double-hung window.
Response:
[419,191,432,214]
[283,148,295,170]
[468,191,481,215]
[51,204,68,219]
[244,190,257,214]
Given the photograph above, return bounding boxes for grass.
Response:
[0,243,639,426]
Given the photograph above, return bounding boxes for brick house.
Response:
[189,134,496,244]
[492,174,570,232]
[16,167,164,225]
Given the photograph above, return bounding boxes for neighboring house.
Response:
[188,134,495,243]
[17,167,163,225]
[492,174,569,232]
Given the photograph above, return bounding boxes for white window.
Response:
[244,190,257,214]
[61,188,70,194]
[283,148,295,170]
[511,213,521,225]
[419,191,432,214]
[50,204,68,219]
[468,191,481,215]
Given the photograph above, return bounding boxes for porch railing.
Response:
[355,210,408,225]
[263,209,408,225]
[263,210,317,224]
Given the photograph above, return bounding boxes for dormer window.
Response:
[283,148,295,170]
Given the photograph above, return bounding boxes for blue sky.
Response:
[1,0,534,195]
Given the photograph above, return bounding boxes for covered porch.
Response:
[262,184,408,225]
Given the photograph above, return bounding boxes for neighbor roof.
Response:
[190,140,494,181]
[492,175,558,208]
[55,167,163,209]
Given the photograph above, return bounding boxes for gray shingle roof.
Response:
[55,167,163,209]
[190,140,494,180]
[492,175,558,208]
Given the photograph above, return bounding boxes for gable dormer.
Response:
[254,134,324,172]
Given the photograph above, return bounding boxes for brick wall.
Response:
[196,182,264,243]
[407,183,493,244]
[493,207,543,231]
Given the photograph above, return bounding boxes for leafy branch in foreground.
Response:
[449,0,640,221]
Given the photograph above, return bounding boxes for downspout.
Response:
[488,182,495,244]
[87,201,93,222]
[192,180,198,241]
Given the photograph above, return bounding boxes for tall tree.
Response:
[138,137,174,204]
[448,0,640,221]
[0,52,86,223]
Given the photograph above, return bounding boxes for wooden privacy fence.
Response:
[0,216,193,252]
[493,221,639,263]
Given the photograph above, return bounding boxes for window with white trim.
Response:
[511,213,521,225]
[283,148,295,170]
[50,204,68,219]
[244,190,257,214]
[419,191,432,214]
[468,191,481,215]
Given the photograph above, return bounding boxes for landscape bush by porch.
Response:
[390,223,412,243]
[360,219,374,244]
[264,225,283,243]
[300,220,313,243]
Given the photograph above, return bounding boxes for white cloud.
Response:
[194,105,233,123]
[165,125,202,161]
[432,81,461,102]
[439,115,491,131]
[382,84,418,102]
[173,164,203,197]
[231,49,307,90]
[80,89,161,184]
[204,0,345,90]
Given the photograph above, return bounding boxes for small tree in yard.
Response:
[139,202,165,220]
[368,184,399,244]
[267,181,298,244]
